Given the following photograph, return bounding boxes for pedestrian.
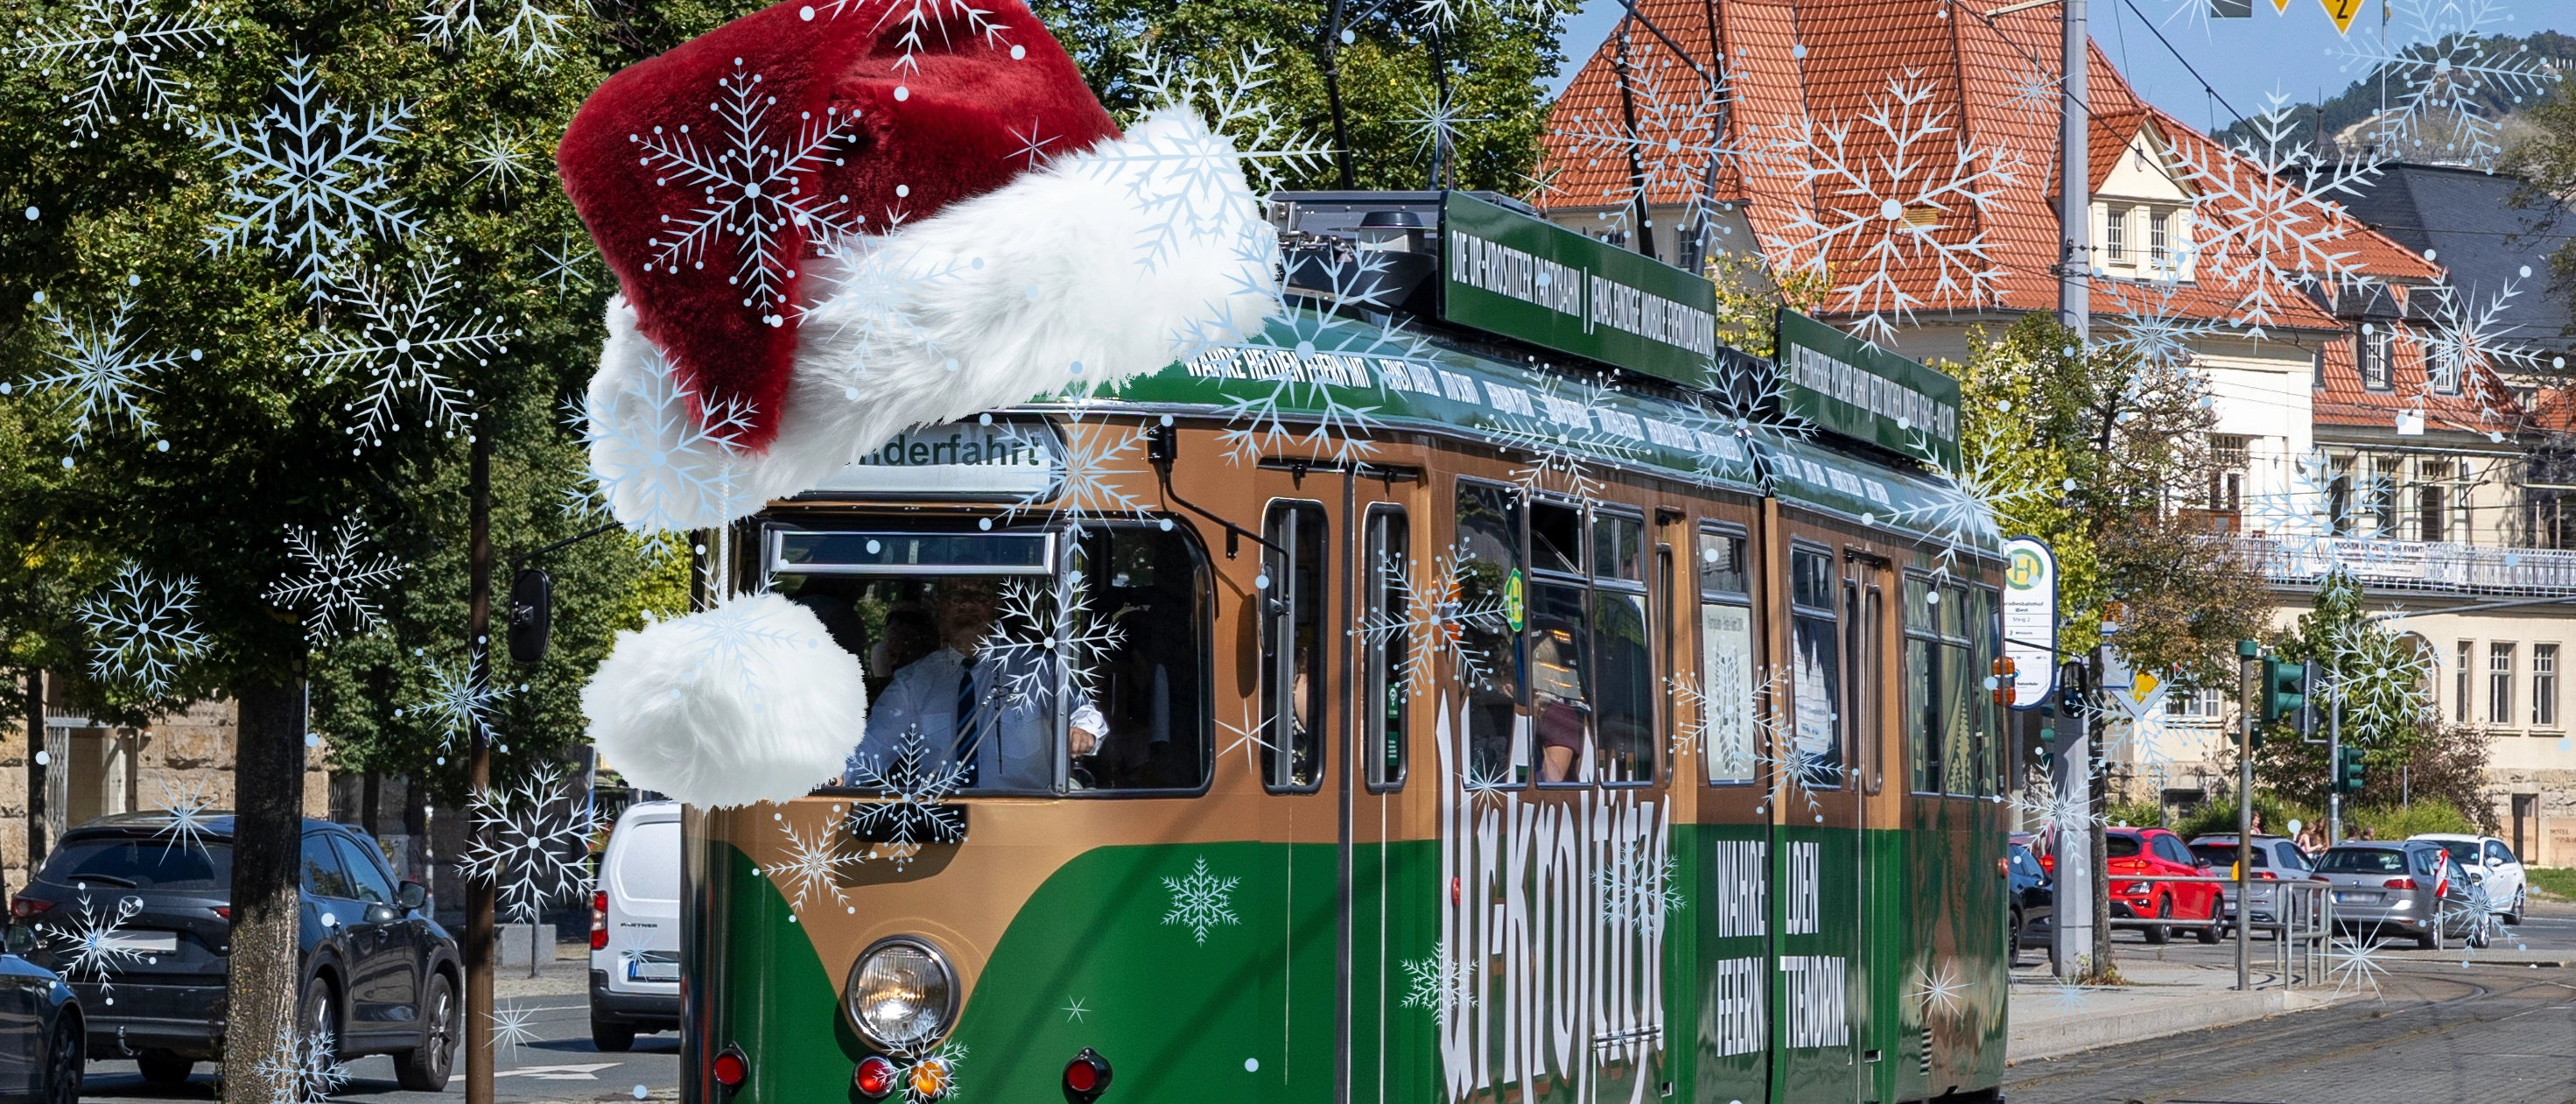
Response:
[2251,811,2268,836]
[2356,825,2375,841]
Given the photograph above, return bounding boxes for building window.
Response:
[2150,209,2171,266]
[2370,456,2401,537]
[2327,453,2355,535]
[2535,643,2558,729]
[2456,641,2474,722]
[2166,687,2225,718]
[2360,327,2393,390]
[2489,643,2516,727]
[2417,460,2451,543]
[2209,434,2249,512]
[2106,207,2128,260]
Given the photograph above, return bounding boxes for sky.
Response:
[1543,0,2576,137]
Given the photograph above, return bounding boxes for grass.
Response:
[2528,867,2576,903]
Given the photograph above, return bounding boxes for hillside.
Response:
[2210,29,2574,165]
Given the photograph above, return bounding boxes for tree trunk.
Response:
[465,429,495,1104]
[23,670,45,880]
[225,679,306,1104]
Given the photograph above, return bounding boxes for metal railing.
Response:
[2229,536,2576,597]
[2102,874,2333,988]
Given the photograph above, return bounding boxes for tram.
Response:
[670,191,2011,1104]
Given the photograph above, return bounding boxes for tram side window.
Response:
[1788,547,1843,784]
[1456,481,1528,786]
[1939,582,1979,797]
[1972,586,2004,796]
[1069,526,1212,791]
[1262,502,1329,791]
[1903,575,1974,797]
[1530,580,1590,784]
[1699,529,1756,784]
[1590,510,1653,784]
[1364,506,1408,790]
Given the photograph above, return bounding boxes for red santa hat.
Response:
[559,0,1279,806]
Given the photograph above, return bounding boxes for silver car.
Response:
[2188,834,2313,929]
[2312,841,2486,950]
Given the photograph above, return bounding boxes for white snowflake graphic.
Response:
[1197,256,1394,466]
[763,810,866,915]
[1398,941,1476,1027]
[303,247,517,451]
[196,55,413,300]
[263,517,404,641]
[459,770,598,924]
[537,234,596,300]
[2325,932,2392,997]
[1107,44,1331,270]
[826,0,1014,77]
[2096,281,2225,369]
[76,563,207,695]
[846,728,969,871]
[415,0,566,69]
[253,1025,350,1104]
[2035,968,2095,1022]
[48,888,146,997]
[998,421,1155,528]
[629,66,864,322]
[1218,701,1279,774]
[1551,36,1751,249]
[885,1044,966,1101]
[1670,353,1817,489]
[1161,855,1240,944]
[1913,959,1966,1019]
[1484,373,1644,500]
[488,1002,539,1056]
[20,292,193,450]
[978,572,1127,709]
[1352,545,1512,700]
[2407,274,2559,432]
[1394,84,1487,181]
[460,123,534,199]
[1757,68,2022,345]
[794,231,966,365]
[150,777,219,859]
[2172,93,2383,336]
[2004,782,2107,840]
[7,0,228,139]
[1879,427,2046,584]
[1597,838,1684,937]
[2327,0,2563,168]
[565,340,760,545]
[395,650,516,764]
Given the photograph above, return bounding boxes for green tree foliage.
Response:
[1941,313,2270,691]
[1028,0,1566,191]
[2501,74,2576,330]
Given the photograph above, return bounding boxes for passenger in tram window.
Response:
[850,577,1106,791]
[1532,613,1589,783]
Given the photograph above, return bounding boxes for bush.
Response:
[2346,802,2481,840]
[2172,791,2320,840]
[2106,799,2165,828]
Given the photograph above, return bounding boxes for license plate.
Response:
[628,957,678,982]
[2333,891,2377,905]
[103,931,179,953]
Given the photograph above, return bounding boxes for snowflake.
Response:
[2438,880,2523,966]
[1218,702,1278,774]
[884,1043,967,1101]
[2408,275,2556,431]
[196,55,412,301]
[1059,996,1090,1023]
[20,293,191,450]
[1398,942,1476,1027]
[7,0,227,139]
[998,421,1154,528]
[76,563,206,695]
[2173,93,2383,336]
[302,246,517,451]
[459,771,598,924]
[149,777,218,859]
[1352,545,1512,700]
[565,340,759,545]
[1597,839,1684,937]
[1997,55,2061,122]
[977,572,1127,710]
[794,231,965,365]
[1395,85,1488,179]
[1670,353,1816,489]
[1108,44,1331,268]
[628,66,864,322]
[1913,959,1966,1018]
[648,589,834,702]
[1878,428,2045,584]
[2097,281,2225,368]
[1161,855,1240,944]
[1755,728,1840,822]
[2035,969,2095,1021]
[2325,932,2393,997]
[762,812,865,915]
[2239,447,2344,563]
[846,728,969,871]
[1669,664,1768,781]
[1410,0,1560,27]
[48,888,145,995]
[263,517,404,641]
[2327,0,2562,168]
[1484,373,1645,500]
[537,234,596,300]
[395,650,515,764]
[460,123,533,199]
[2004,783,2106,840]
[488,1002,539,1056]
[1461,758,1513,806]
[1757,69,2022,345]
[1198,257,1395,465]
[819,0,1015,76]
[1551,38,1752,248]
[253,1027,350,1104]
[415,0,566,69]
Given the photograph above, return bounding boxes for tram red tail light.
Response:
[853,1057,898,1100]
[1063,1048,1113,1103]
[591,890,608,951]
[711,1046,748,1090]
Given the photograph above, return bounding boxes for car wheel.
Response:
[395,972,458,1092]
[2194,904,2222,945]
[2507,891,2526,926]
[136,1051,193,1086]
[301,975,340,1071]
[2466,916,2493,949]
[2010,908,2026,967]
[591,1017,637,1053]
[45,1017,81,1104]
[2417,923,2442,951]
[2144,897,2172,945]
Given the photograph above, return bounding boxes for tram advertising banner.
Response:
[1438,191,1718,386]
[1775,310,1962,470]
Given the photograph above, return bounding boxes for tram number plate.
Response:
[628,956,679,982]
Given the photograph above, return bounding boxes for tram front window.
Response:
[773,524,1211,794]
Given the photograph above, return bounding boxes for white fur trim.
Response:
[579,592,866,808]
[580,106,1279,533]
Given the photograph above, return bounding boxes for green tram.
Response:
[676,193,2012,1104]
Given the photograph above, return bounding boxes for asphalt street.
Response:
[2005,904,2576,1104]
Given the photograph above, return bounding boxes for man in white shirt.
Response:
[853,577,1105,791]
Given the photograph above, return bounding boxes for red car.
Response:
[2107,826,2222,944]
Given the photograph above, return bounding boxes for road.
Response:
[2005,904,2576,1103]
[81,953,682,1104]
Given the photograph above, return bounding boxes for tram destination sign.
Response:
[1439,192,1717,386]
[1775,310,1962,469]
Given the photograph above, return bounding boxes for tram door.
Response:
[1769,540,1875,1101]
[1351,486,1435,1104]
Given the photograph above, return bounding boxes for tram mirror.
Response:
[507,568,552,665]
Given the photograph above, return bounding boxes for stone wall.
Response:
[2482,768,2576,868]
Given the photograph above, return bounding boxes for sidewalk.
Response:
[2005,958,2362,1064]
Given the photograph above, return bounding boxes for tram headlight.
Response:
[846,937,959,1052]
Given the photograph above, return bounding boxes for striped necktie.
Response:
[953,654,980,787]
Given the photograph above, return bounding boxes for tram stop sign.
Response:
[2002,537,2057,710]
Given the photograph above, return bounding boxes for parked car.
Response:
[2188,834,2314,932]
[10,814,459,1088]
[589,801,680,1051]
[0,916,86,1104]
[2311,841,2485,950]
[2410,833,2528,925]
[2106,826,2222,945]
[2007,840,2053,966]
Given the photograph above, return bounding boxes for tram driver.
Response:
[848,577,1106,791]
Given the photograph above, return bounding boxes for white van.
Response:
[589,800,681,1051]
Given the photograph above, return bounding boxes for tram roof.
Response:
[1035,307,1996,555]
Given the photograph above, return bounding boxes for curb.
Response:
[2005,984,2356,1063]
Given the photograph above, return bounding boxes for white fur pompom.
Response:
[580,592,864,808]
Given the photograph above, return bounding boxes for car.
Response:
[0,917,87,1104]
[2187,834,2315,932]
[2006,840,2052,966]
[9,814,460,1088]
[2311,841,2485,950]
[2410,833,2528,925]
[2106,826,2222,944]
[589,801,681,1051]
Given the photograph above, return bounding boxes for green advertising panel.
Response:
[1776,310,1962,470]
[1439,192,1718,386]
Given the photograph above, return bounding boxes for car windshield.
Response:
[2106,834,2142,858]
[2316,847,2406,874]
[45,837,234,890]
[2191,843,2264,868]
[2432,841,2478,868]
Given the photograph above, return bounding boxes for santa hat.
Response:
[558,0,1278,806]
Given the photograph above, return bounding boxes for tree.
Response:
[2502,74,2576,339]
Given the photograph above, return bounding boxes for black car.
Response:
[0,922,85,1104]
[2006,840,2053,965]
[10,815,460,1089]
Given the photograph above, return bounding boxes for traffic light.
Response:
[2261,657,2313,729]
[2335,745,2368,794]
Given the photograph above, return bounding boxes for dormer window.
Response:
[2106,207,2127,260]
[2150,211,2171,265]
[2359,327,2393,390]
[2094,201,2193,280]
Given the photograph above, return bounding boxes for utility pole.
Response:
[2235,641,2256,992]
[2059,0,2090,341]
[466,430,495,1104]
[23,670,44,877]
[2051,688,2094,978]
[2328,680,2344,847]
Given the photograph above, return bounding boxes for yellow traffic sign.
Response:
[2130,670,2160,707]
[2270,0,2290,12]
[2319,0,2362,32]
